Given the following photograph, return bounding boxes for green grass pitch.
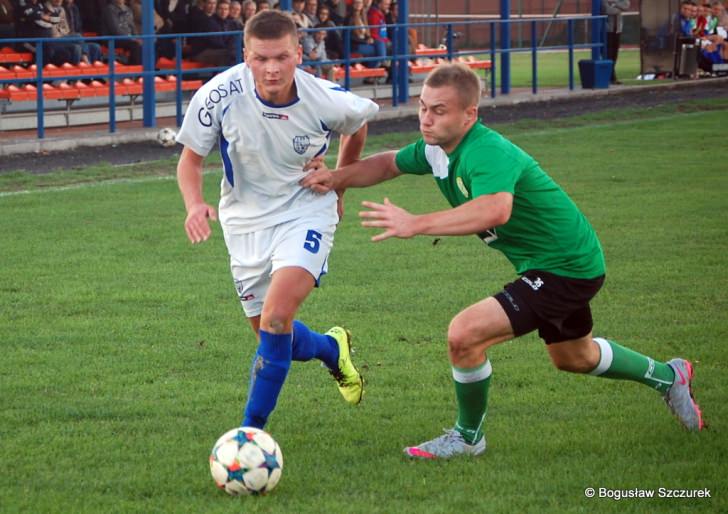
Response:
[1,98,727,513]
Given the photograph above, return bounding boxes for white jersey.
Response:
[177,64,379,233]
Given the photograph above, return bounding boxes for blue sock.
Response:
[291,320,339,370]
[242,330,292,429]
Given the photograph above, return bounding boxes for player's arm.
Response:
[177,146,218,244]
[301,150,401,193]
[331,123,369,218]
[360,193,512,242]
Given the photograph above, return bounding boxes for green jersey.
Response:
[395,121,605,279]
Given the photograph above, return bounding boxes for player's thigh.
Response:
[225,229,276,319]
[261,214,336,322]
[449,297,516,350]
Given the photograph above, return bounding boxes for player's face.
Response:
[245,35,302,104]
[418,84,476,153]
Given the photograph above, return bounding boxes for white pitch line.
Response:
[0,108,722,199]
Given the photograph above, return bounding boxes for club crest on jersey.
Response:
[292,135,311,155]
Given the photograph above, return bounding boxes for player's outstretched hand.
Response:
[360,198,417,242]
[300,157,335,194]
[184,202,218,244]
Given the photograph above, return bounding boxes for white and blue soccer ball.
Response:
[156,127,177,147]
[209,427,283,496]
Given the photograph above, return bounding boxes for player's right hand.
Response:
[184,202,218,244]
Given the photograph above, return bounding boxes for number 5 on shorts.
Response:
[303,229,322,254]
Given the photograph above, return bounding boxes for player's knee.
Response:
[447,320,474,360]
[260,309,294,334]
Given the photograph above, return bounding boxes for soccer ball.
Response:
[209,427,284,496]
[156,127,177,147]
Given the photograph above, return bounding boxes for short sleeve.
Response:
[466,146,520,198]
[321,86,379,135]
[175,84,223,157]
[395,139,432,175]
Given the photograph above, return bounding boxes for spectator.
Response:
[256,0,270,11]
[188,0,236,66]
[324,0,345,25]
[155,0,190,34]
[367,0,391,51]
[129,0,164,36]
[18,0,79,64]
[316,3,341,59]
[241,0,255,23]
[228,0,243,29]
[101,0,142,65]
[291,0,310,28]
[710,0,728,30]
[676,0,697,36]
[695,1,709,34]
[601,0,630,84]
[303,0,318,25]
[49,0,103,62]
[386,1,417,58]
[346,0,386,81]
[302,23,332,79]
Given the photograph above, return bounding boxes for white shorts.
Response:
[223,214,336,318]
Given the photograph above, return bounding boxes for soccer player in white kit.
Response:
[175,10,379,429]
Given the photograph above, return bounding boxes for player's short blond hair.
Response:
[244,9,298,47]
[424,64,482,109]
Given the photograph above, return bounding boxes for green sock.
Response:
[590,338,675,393]
[453,360,492,444]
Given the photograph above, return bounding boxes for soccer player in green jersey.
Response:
[300,63,704,459]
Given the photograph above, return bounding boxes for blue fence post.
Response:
[446,23,453,61]
[567,19,574,90]
[343,27,351,91]
[396,0,409,104]
[142,0,156,128]
[174,37,183,126]
[234,32,242,64]
[109,40,116,133]
[278,0,291,10]
[531,20,537,94]
[500,0,511,95]
[391,24,398,107]
[35,40,44,139]
[591,0,601,60]
[489,21,496,98]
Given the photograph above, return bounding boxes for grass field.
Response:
[1,98,727,513]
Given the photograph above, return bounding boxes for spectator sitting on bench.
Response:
[303,0,319,26]
[228,0,243,30]
[188,0,236,67]
[101,0,142,65]
[18,0,80,65]
[256,0,270,12]
[63,0,104,63]
[48,0,102,63]
[302,23,333,80]
[347,0,386,77]
[316,3,342,59]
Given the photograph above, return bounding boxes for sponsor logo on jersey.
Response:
[263,112,289,120]
[521,276,544,291]
[456,176,469,198]
[292,135,311,155]
[197,78,244,127]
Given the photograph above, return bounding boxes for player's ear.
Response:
[465,104,477,124]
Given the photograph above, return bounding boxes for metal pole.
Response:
[397,0,410,104]
[109,39,116,133]
[531,20,537,94]
[142,0,156,127]
[36,41,44,139]
[568,18,574,90]
[175,37,183,126]
[500,0,510,95]
[591,0,601,60]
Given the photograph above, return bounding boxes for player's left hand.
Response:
[360,198,418,242]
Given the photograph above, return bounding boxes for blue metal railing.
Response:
[0,15,606,138]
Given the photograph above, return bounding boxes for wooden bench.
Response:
[333,63,387,80]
